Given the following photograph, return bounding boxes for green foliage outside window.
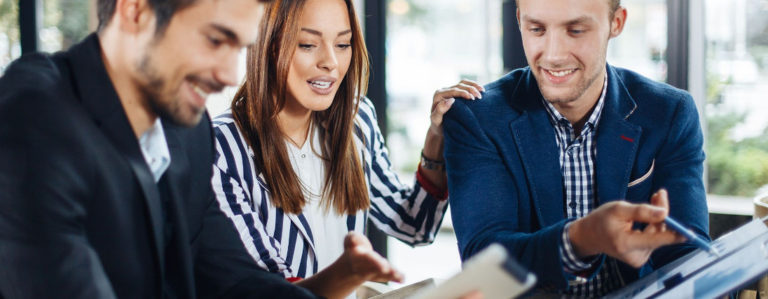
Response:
[0,0,20,74]
[706,73,768,197]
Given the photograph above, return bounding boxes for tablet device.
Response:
[410,244,536,299]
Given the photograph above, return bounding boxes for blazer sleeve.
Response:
[648,93,709,268]
[360,98,450,246]
[210,140,294,278]
[443,100,578,290]
[193,186,318,299]
[0,88,117,299]
[195,118,318,299]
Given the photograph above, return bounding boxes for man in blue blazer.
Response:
[443,0,708,296]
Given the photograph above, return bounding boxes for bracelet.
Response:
[420,151,445,172]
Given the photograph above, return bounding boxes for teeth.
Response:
[548,69,575,77]
[310,80,332,89]
[192,84,209,99]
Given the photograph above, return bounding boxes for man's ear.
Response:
[115,0,155,34]
[516,8,521,32]
[609,7,627,38]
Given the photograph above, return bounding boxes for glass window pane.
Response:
[386,0,503,174]
[41,0,94,52]
[705,0,768,197]
[384,0,503,287]
[607,0,668,82]
[0,0,20,75]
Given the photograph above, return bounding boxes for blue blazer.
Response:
[443,65,709,291]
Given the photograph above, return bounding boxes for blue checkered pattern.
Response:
[542,75,625,296]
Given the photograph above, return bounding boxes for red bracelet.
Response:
[286,277,303,283]
[416,165,449,201]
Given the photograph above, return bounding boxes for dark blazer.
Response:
[443,65,709,291]
[0,34,317,298]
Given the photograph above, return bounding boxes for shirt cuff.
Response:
[416,165,448,201]
[560,219,602,274]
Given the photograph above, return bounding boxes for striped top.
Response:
[210,97,449,279]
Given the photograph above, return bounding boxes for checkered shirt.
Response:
[542,75,625,296]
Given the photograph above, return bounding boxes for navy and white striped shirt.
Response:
[544,75,624,296]
[210,97,449,279]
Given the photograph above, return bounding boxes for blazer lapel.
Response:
[285,211,317,255]
[158,125,196,298]
[509,70,565,227]
[256,172,318,255]
[595,66,642,205]
[67,34,166,277]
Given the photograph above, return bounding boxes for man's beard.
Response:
[539,67,603,105]
[136,53,205,128]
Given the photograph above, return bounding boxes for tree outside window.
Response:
[705,0,768,197]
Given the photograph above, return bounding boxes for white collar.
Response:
[138,118,171,182]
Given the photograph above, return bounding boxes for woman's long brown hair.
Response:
[232,0,370,215]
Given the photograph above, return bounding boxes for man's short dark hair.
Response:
[515,0,621,16]
[97,0,272,33]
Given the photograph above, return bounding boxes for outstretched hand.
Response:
[341,232,404,283]
[296,232,403,299]
[569,189,686,268]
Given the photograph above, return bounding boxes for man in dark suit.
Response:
[444,0,708,296]
[0,0,320,298]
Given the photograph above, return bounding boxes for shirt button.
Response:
[301,154,306,158]
[569,202,577,209]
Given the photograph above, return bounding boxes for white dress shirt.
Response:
[286,126,348,273]
[139,118,171,182]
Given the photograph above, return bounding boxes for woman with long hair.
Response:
[211,0,483,297]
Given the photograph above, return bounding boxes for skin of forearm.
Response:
[420,128,447,191]
[294,258,365,299]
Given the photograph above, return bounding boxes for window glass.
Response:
[705,0,768,197]
[386,0,503,174]
[607,0,668,82]
[41,0,94,52]
[384,0,503,286]
[0,0,20,75]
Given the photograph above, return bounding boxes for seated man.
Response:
[0,0,383,298]
[443,0,708,296]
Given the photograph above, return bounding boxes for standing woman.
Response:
[211,0,483,297]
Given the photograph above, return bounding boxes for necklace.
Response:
[286,119,311,149]
[286,126,323,200]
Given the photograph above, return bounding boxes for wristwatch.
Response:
[420,151,445,172]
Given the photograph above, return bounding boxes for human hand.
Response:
[458,290,484,299]
[568,189,685,268]
[429,79,484,137]
[340,232,404,283]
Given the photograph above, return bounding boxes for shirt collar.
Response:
[139,118,171,182]
[542,73,608,130]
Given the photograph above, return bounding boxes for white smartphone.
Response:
[411,244,536,299]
